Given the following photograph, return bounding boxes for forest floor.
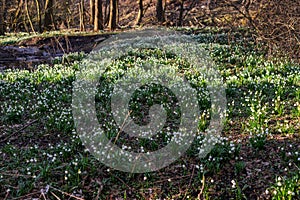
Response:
[0,29,300,199]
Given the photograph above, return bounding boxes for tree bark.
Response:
[44,0,54,31]
[79,0,85,31]
[135,0,143,25]
[0,0,5,35]
[13,0,24,31]
[35,0,42,32]
[108,0,117,31]
[90,0,95,24]
[104,0,109,25]
[64,0,71,29]
[156,0,164,22]
[25,0,36,33]
[178,0,184,26]
[94,0,103,31]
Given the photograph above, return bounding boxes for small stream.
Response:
[0,45,62,71]
[0,35,109,72]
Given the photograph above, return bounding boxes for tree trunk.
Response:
[64,0,71,29]
[178,0,184,26]
[44,0,54,31]
[0,0,5,35]
[90,0,95,24]
[23,11,29,32]
[135,0,143,25]
[116,0,119,24]
[35,0,42,32]
[13,0,24,31]
[79,0,85,31]
[156,0,164,22]
[104,0,109,25]
[25,0,36,33]
[94,0,103,31]
[108,0,117,31]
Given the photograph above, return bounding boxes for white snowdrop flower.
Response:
[231,180,236,188]
[143,176,147,181]
[265,189,269,194]
[277,182,282,186]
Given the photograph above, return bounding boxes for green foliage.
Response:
[269,173,300,200]
[1,31,300,199]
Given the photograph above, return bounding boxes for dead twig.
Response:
[197,174,206,199]
[11,191,40,200]
[183,165,196,200]
[49,186,84,200]
[0,119,38,143]
[50,191,61,200]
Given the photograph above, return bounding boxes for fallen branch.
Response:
[0,119,38,143]
[49,186,85,200]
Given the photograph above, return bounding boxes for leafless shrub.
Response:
[203,0,300,62]
[253,0,300,62]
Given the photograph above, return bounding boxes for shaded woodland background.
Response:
[0,0,299,61]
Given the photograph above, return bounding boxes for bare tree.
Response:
[178,0,184,26]
[44,0,54,31]
[79,0,85,31]
[108,0,118,30]
[0,0,5,35]
[94,0,103,31]
[104,0,109,25]
[156,0,164,22]
[90,0,95,24]
[35,0,42,32]
[63,0,71,29]
[12,0,24,31]
[135,0,143,25]
[25,0,35,33]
